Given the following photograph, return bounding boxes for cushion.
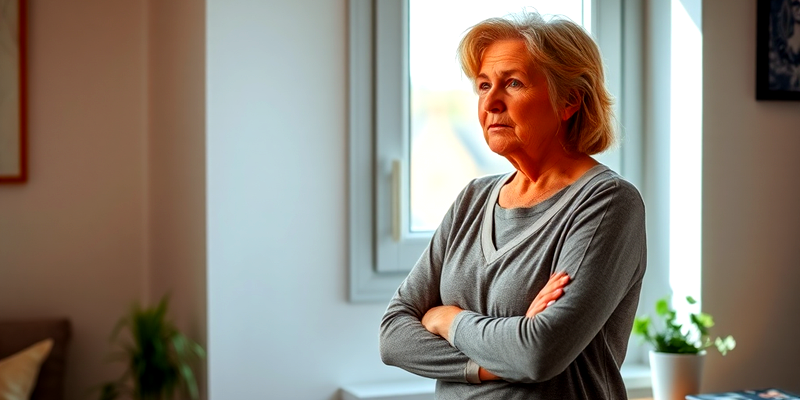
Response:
[0,339,53,400]
[0,320,71,400]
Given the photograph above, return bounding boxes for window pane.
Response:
[409,0,586,231]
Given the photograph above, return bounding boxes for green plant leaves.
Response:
[632,316,650,337]
[95,295,205,400]
[715,335,736,356]
[655,298,670,316]
[632,295,735,356]
[653,331,701,354]
[690,312,714,336]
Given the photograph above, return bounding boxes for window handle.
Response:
[392,159,402,242]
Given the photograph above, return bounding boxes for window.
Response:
[407,1,588,232]
[348,0,707,393]
[349,0,633,302]
[668,0,703,326]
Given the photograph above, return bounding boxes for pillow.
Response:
[0,339,53,400]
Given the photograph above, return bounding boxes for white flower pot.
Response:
[649,350,706,400]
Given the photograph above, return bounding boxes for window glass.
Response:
[408,1,587,231]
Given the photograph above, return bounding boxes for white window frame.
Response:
[348,0,641,303]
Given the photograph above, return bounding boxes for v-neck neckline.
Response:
[480,164,609,264]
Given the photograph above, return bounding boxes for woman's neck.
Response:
[498,152,598,209]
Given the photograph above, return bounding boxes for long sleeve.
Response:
[448,178,646,383]
[379,195,472,383]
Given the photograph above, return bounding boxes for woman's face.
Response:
[476,39,563,160]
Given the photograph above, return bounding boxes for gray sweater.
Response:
[380,165,647,399]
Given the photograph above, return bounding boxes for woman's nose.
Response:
[482,90,506,113]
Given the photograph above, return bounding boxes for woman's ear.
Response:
[562,90,582,121]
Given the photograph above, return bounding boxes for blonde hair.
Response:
[457,12,615,155]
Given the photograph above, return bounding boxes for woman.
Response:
[379,11,646,400]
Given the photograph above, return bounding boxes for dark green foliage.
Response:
[632,296,735,355]
[97,296,205,400]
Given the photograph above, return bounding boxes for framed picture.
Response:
[0,0,28,182]
[757,0,800,100]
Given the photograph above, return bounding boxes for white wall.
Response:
[703,0,800,393]
[206,1,411,399]
[0,1,148,398]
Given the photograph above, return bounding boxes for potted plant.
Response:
[96,296,205,400]
[632,296,735,400]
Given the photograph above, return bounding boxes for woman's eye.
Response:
[508,79,522,88]
[478,82,490,91]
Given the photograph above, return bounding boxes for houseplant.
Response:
[96,296,205,400]
[633,296,735,400]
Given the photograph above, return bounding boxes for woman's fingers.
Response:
[526,288,563,317]
[544,272,569,292]
[525,272,570,318]
[537,273,569,302]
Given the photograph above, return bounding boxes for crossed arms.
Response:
[379,177,645,384]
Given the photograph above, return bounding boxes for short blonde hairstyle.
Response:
[458,12,615,155]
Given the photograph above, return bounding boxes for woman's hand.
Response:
[421,273,568,382]
[525,272,570,318]
[421,305,464,342]
[478,273,570,383]
[478,367,501,381]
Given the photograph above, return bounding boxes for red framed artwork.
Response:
[0,0,27,182]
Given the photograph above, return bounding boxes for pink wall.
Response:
[0,1,206,399]
[703,0,800,393]
[147,0,207,398]
[0,1,148,398]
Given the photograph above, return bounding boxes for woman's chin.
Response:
[485,137,518,155]
[487,143,520,158]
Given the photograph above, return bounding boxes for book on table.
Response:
[686,388,800,400]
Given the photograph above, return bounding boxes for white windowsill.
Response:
[341,364,652,400]
[340,379,434,400]
[621,363,653,398]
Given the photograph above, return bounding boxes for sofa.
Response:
[0,319,71,400]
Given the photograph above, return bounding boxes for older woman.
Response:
[379,11,646,400]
